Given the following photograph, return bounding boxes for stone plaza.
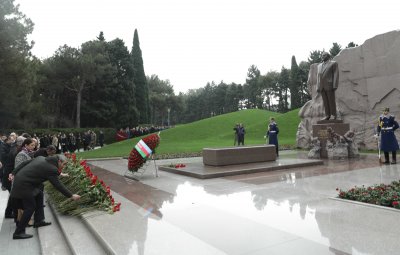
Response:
[1,151,400,255]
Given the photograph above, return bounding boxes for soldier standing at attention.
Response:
[266,117,279,157]
[376,107,399,164]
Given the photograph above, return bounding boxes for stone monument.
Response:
[312,120,350,158]
[297,30,400,152]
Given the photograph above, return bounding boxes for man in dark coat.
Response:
[10,155,80,239]
[1,136,18,218]
[233,123,239,146]
[237,123,245,146]
[98,131,105,147]
[376,107,399,164]
[33,145,57,158]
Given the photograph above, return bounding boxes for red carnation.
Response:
[91,175,98,185]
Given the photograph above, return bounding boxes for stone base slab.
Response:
[159,158,323,179]
[203,145,276,166]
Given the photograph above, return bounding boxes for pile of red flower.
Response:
[128,133,160,172]
[169,163,186,168]
[45,153,121,216]
[337,180,400,209]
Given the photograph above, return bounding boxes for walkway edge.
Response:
[330,197,400,213]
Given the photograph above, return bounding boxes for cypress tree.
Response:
[290,56,301,109]
[131,29,149,124]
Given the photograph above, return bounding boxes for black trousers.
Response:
[14,192,44,234]
[3,175,14,217]
[384,151,397,162]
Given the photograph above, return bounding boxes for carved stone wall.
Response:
[297,30,400,150]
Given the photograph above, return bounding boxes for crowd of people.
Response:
[0,132,80,239]
[0,126,169,240]
[36,130,105,153]
[115,126,169,141]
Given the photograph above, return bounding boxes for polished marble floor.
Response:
[87,152,400,255]
[1,151,399,254]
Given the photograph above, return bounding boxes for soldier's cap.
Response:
[384,107,390,112]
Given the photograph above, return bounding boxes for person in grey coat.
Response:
[10,155,80,239]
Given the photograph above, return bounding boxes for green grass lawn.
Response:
[78,108,301,159]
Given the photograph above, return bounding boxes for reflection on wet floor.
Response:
[89,153,400,255]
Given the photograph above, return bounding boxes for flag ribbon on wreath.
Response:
[135,139,153,159]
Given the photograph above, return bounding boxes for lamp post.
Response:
[167,108,170,127]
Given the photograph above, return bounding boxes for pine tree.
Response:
[308,50,323,65]
[131,29,149,124]
[329,42,342,58]
[107,38,138,127]
[0,0,35,128]
[97,31,105,41]
[346,42,358,48]
[277,67,290,113]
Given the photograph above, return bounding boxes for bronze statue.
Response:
[317,52,339,120]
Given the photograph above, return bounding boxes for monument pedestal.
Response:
[313,120,350,158]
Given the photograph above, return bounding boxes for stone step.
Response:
[0,191,41,255]
[46,198,108,255]
[80,192,159,255]
[38,199,72,255]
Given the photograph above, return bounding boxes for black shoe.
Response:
[384,161,390,165]
[33,221,51,228]
[391,161,397,164]
[4,214,14,219]
[13,233,33,239]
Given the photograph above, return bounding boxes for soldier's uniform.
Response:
[377,109,399,164]
[267,121,279,157]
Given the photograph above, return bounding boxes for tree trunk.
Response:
[76,84,83,128]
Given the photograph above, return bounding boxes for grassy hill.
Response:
[79,108,301,159]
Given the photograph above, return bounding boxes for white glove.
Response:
[263,136,266,139]
[373,134,379,139]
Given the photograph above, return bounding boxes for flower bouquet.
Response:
[128,133,160,172]
[337,180,400,209]
[168,163,186,168]
[45,153,121,216]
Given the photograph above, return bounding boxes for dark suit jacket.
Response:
[316,60,339,92]
[11,156,73,199]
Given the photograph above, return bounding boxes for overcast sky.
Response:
[15,0,399,93]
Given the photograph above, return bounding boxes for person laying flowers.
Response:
[9,155,80,240]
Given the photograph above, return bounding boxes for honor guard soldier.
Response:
[266,117,279,157]
[376,107,399,164]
